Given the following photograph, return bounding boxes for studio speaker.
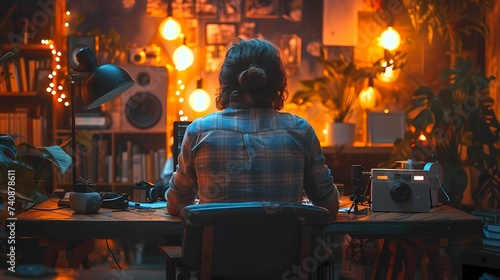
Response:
[68,36,98,71]
[121,66,168,132]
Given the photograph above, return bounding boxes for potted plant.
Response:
[381,56,499,210]
[291,47,372,146]
[69,177,102,214]
[0,134,72,211]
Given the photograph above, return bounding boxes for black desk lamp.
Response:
[68,47,134,213]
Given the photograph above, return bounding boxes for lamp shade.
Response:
[76,47,135,109]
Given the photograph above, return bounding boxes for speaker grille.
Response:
[125,91,163,129]
[121,66,167,132]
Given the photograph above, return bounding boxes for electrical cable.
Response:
[106,239,122,270]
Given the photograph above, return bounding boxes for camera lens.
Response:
[390,182,412,203]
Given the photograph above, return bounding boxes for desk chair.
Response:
[159,201,333,280]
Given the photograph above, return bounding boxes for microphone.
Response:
[351,165,363,190]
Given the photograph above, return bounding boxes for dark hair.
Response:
[215,38,288,110]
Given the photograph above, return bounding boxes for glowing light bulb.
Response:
[160,17,181,41]
[379,26,401,51]
[173,45,194,71]
[189,88,211,112]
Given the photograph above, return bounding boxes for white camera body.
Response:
[371,162,440,212]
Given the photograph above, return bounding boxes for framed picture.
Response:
[172,0,195,18]
[34,69,51,92]
[205,45,226,72]
[237,21,260,40]
[184,18,199,47]
[218,0,242,22]
[279,34,302,69]
[205,23,236,45]
[246,0,279,18]
[195,0,217,18]
[367,111,406,146]
[282,0,302,21]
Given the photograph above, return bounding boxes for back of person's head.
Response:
[216,38,288,110]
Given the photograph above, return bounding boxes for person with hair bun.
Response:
[166,38,340,217]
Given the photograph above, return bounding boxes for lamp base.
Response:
[69,192,102,214]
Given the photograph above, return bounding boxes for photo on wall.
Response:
[195,0,218,18]
[218,0,242,22]
[246,0,279,18]
[172,0,195,18]
[279,34,301,74]
[206,23,237,45]
[282,0,302,21]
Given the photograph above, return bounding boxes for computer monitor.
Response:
[172,121,192,172]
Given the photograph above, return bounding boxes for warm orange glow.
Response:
[172,45,194,71]
[379,26,401,51]
[377,60,400,83]
[159,17,181,41]
[418,133,427,142]
[359,86,379,109]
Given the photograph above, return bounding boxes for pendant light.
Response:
[359,77,379,110]
[378,26,401,51]
[159,0,181,41]
[172,36,194,71]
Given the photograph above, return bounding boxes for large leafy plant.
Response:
[383,57,499,209]
[0,134,71,209]
[291,47,371,123]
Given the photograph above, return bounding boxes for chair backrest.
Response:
[180,201,332,280]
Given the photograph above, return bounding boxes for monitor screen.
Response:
[173,121,192,172]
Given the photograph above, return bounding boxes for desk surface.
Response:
[331,203,483,238]
[15,199,181,240]
[15,198,483,240]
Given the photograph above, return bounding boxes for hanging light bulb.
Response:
[159,0,181,41]
[378,26,401,51]
[189,79,211,112]
[173,43,194,71]
[359,77,380,110]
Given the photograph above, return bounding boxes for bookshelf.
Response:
[53,129,167,195]
[0,44,54,146]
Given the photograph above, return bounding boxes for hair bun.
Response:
[238,66,267,90]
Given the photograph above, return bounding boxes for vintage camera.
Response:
[370,168,431,212]
[132,181,159,202]
[129,45,161,65]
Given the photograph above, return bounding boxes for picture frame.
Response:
[282,0,302,22]
[279,34,302,69]
[367,111,406,146]
[246,0,279,18]
[237,21,258,40]
[184,18,199,47]
[205,23,237,45]
[218,0,242,22]
[195,0,217,18]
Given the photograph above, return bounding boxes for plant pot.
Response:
[69,192,102,214]
[326,123,355,146]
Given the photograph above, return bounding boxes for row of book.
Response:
[0,57,51,93]
[483,224,500,252]
[58,139,166,185]
[0,111,44,146]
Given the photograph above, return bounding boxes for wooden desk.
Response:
[15,198,483,279]
[329,200,483,279]
[16,199,181,240]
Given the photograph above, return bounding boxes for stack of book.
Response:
[483,224,500,252]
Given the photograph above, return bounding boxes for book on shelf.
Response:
[488,224,500,233]
[483,237,500,250]
[7,60,20,92]
[484,228,500,239]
